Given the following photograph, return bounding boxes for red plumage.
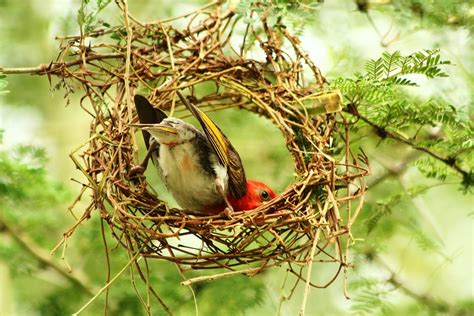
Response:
[205,180,276,214]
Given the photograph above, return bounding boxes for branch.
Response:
[0,217,95,296]
[0,53,124,75]
[180,267,260,286]
[345,106,470,179]
[376,257,462,314]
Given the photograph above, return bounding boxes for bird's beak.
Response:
[129,123,154,128]
[152,124,178,134]
[129,123,178,134]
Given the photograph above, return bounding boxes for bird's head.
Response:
[229,179,277,212]
[143,118,199,146]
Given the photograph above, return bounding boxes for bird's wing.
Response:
[134,95,168,149]
[177,92,247,199]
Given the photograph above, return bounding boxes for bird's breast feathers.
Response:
[157,141,228,211]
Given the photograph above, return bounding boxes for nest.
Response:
[53,3,369,286]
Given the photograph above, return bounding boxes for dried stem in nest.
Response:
[24,2,368,295]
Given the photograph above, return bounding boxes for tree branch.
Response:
[375,257,465,314]
[345,107,470,179]
[0,217,95,296]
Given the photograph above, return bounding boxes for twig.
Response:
[181,268,260,286]
[174,263,199,316]
[73,252,142,315]
[275,269,290,316]
[115,0,145,27]
[0,53,124,75]
[147,0,221,24]
[299,227,321,316]
[133,258,173,316]
[347,109,470,178]
[122,0,133,124]
[100,219,111,316]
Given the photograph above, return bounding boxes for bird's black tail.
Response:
[133,95,168,149]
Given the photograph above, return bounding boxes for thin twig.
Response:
[73,252,142,315]
[299,227,321,316]
[0,53,124,75]
[347,108,469,178]
[181,268,260,286]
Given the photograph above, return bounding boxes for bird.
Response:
[129,93,276,215]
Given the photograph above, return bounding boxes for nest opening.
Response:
[57,3,370,285]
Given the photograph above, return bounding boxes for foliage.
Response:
[1,152,65,224]
[332,50,473,190]
[236,0,323,34]
[332,47,473,314]
[374,0,474,31]
[0,139,76,314]
[193,276,266,315]
[349,276,393,315]
[349,270,474,315]
[77,0,112,32]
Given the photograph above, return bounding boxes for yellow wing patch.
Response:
[177,91,247,198]
[196,107,229,165]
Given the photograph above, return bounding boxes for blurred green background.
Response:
[0,0,472,315]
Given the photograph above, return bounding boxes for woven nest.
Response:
[54,3,369,285]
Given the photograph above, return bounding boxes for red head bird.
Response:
[130,93,276,215]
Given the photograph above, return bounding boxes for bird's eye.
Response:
[260,190,270,201]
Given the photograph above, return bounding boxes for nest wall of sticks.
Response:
[53,3,369,286]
